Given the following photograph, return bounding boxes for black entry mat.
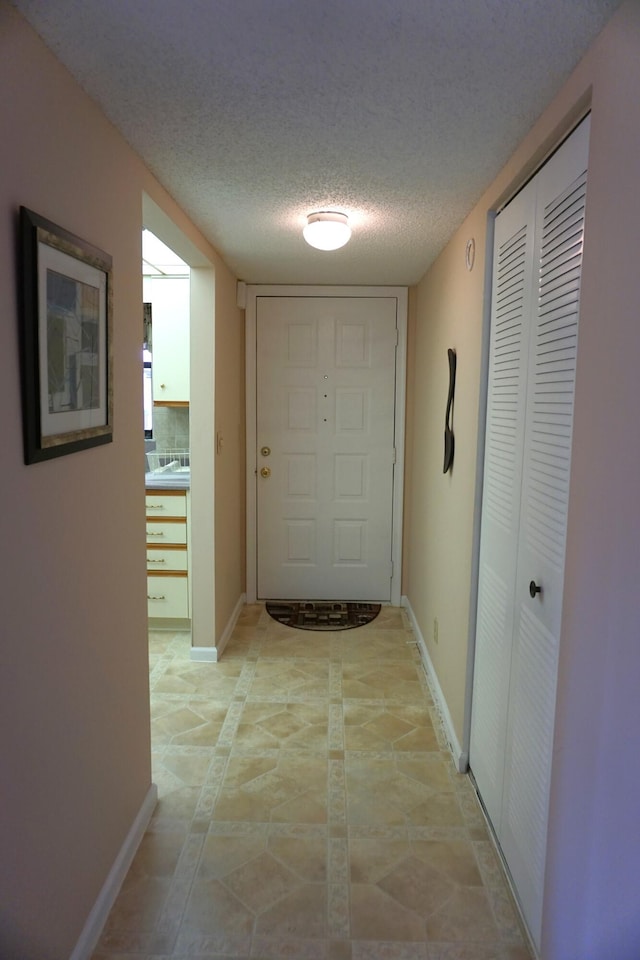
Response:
[266,600,381,631]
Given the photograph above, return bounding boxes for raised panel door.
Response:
[256,296,397,600]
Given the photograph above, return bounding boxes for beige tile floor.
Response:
[93,604,533,960]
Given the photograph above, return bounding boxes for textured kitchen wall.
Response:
[152,405,190,453]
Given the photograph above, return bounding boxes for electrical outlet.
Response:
[433,617,439,644]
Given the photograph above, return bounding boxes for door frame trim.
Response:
[245,285,408,605]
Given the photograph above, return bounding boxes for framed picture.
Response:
[18,207,113,463]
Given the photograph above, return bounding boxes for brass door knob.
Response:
[260,466,271,478]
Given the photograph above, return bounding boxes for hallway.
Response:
[93,605,532,959]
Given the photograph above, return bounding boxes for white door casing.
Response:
[246,286,407,605]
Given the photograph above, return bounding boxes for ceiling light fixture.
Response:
[303,211,351,251]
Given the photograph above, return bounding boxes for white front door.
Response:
[255,295,398,601]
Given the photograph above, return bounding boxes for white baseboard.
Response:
[190,645,218,662]
[216,592,246,658]
[401,596,467,773]
[190,593,246,662]
[70,783,158,960]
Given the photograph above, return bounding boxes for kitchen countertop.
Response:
[145,471,190,490]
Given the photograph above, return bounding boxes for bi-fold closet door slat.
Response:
[469,186,534,830]
[470,115,590,952]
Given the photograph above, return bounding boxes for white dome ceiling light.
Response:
[303,211,351,251]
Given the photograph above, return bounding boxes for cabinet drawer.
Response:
[146,519,187,545]
[147,575,189,618]
[145,491,187,518]
[146,546,188,572]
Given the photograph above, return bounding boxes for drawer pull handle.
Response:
[147,558,166,564]
[147,532,164,537]
[147,504,165,510]
[148,594,166,601]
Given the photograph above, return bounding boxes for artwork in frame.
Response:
[18,206,113,463]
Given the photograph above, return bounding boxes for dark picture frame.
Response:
[18,207,113,463]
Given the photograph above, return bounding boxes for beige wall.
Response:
[404,214,486,741]
[544,5,640,957]
[403,2,640,956]
[0,4,242,957]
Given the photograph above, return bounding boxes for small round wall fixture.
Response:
[303,211,351,251]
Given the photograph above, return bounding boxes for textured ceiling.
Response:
[10,0,621,285]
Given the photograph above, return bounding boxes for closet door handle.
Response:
[529,580,542,598]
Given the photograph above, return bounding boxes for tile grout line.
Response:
[95,617,534,960]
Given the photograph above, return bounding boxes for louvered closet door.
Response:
[469,183,536,828]
[500,115,590,945]
[470,114,590,952]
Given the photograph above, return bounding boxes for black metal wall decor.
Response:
[443,348,456,473]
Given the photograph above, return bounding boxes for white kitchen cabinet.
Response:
[145,492,187,517]
[146,488,190,620]
[144,276,190,404]
[146,546,188,572]
[147,575,189,619]
[145,518,188,545]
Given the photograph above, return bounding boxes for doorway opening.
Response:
[142,193,216,658]
[143,228,190,469]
